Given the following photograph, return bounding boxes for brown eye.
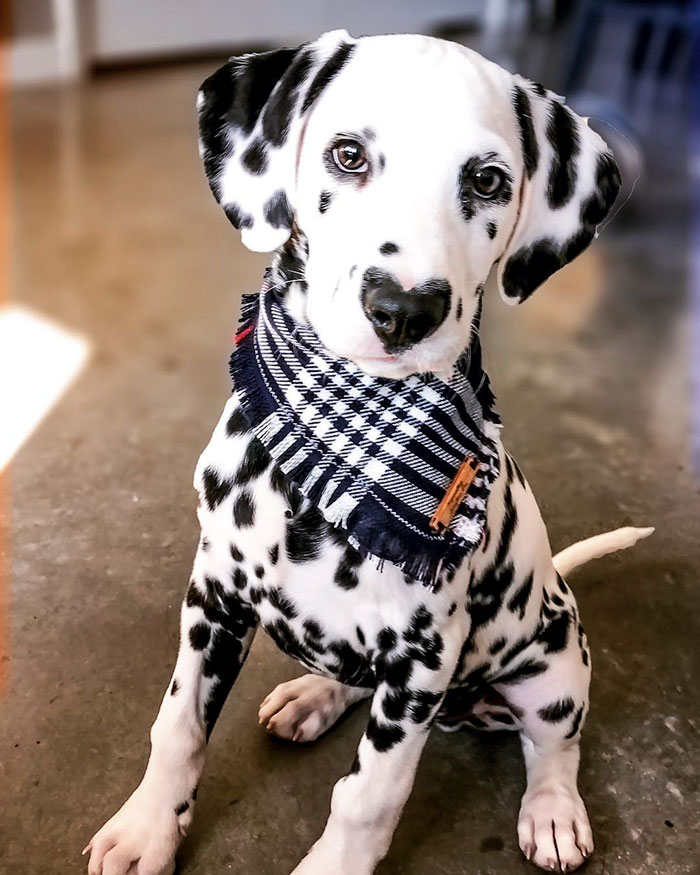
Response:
[473,166,506,198]
[332,140,368,174]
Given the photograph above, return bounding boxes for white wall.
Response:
[92,0,482,61]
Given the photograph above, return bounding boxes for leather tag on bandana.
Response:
[430,457,480,533]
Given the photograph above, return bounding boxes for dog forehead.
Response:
[307,34,518,151]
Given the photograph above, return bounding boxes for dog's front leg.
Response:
[291,615,466,875]
[84,566,257,875]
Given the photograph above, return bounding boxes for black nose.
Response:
[361,270,450,353]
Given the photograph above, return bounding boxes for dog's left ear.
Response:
[197,30,355,252]
[497,76,622,304]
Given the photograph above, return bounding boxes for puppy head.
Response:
[198,32,620,378]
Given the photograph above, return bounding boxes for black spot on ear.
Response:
[189,622,211,651]
[502,238,566,301]
[546,101,580,209]
[319,190,333,214]
[261,48,314,146]
[233,491,256,527]
[581,152,622,226]
[487,221,498,240]
[302,42,355,113]
[379,241,399,255]
[241,138,268,174]
[264,190,293,230]
[513,85,539,180]
[223,203,253,230]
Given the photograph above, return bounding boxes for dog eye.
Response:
[332,140,368,174]
[472,166,506,199]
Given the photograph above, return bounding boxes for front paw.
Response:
[84,784,191,875]
[518,788,594,872]
[290,833,379,875]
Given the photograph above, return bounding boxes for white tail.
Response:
[552,526,654,577]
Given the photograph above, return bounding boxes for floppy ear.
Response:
[197,30,355,252]
[497,75,622,304]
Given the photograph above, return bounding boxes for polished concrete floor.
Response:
[2,57,698,875]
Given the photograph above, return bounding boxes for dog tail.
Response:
[552,526,654,577]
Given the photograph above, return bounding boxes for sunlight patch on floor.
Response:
[0,305,90,470]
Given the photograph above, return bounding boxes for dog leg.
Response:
[496,580,593,872]
[259,674,372,742]
[84,557,257,875]
[290,616,466,875]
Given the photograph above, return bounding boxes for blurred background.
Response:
[1,2,698,874]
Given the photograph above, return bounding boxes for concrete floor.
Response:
[2,57,698,875]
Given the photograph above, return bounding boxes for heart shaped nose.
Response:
[361,271,450,353]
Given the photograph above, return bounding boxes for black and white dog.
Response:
[85,31,652,875]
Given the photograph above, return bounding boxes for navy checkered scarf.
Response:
[230,280,501,588]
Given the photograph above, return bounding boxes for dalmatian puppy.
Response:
[85,31,650,875]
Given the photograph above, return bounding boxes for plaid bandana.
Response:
[230,281,501,588]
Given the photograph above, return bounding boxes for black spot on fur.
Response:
[267,586,298,619]
[235,439,270,485]
[499,636,530,667]
[494,485,518,568]
[226,406,250,436]
[566,705,585,739]
[264,190,293,229]
[497,658,548,685]
[366,716,406,752]
[233,491,256,527]
[378,628,397,652]
[488,636,508,656]
[189,622,211,651]
[175,801,189,816]
[487,221,498,240]
[319,190,333,214]
[230,544,244,562]
[546,101,580,209]
[379,241,399,255]
[268,543,279,565]
[513,85,539,179]
[286,504,327,562]
[171,679,179,695]
[232,567,247,590]
[455,298,463,321]
[540,612,570,653]
[302,42,355,113]
[223,203,253,230]
[334,545,363,589]
[356,626,366,646]
[349,752,361,775]
[538,697,576,722]
[490,712,516,726]
[507,573,534,619]
[202,467,233,511]
[241,138,268,174]
[254,564,265,579]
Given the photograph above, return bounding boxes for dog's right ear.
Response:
[197,30,355,252]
